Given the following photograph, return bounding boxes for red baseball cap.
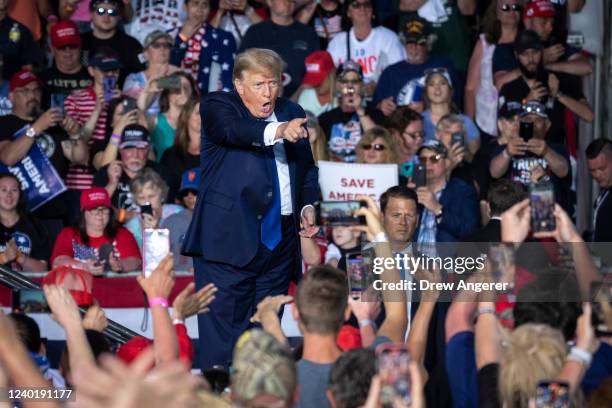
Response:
[50,20,81,48]
[302,51,335,87]
[9,70,40,92]
[523,0,556,18]
[80,187,112,211]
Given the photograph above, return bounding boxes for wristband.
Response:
[110,133,121,146]
[172,318,185,325]
[149,297,169,308]
[371,231,388,243]
[568,346,592,366]
[358,319,376,330]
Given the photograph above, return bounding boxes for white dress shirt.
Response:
[263,113,293,215]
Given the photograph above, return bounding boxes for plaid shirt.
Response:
[417,187,444,248]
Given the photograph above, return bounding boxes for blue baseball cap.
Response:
[179,168,201,195]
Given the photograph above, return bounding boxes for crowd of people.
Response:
[0,0,611,407]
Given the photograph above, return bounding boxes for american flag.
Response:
[72,240,97,261]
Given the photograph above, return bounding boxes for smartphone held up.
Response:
[315,200,366,227]
[142,228,170,278]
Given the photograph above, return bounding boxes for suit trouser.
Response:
[193,216,297,369]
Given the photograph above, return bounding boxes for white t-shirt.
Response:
[326,26,406,84]
[126,0,187,45]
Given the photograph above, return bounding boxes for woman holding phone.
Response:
[51,187,141,274]
[141,72,197,160]
[124,168,183,249]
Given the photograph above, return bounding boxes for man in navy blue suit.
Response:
[182,48,320,369]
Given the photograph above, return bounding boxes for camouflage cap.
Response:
[231,329,297,405]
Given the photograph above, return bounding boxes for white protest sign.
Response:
[318,161,399,202]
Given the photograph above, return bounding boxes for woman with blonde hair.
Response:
[305,112,329,163]
[160,97,201,200]
[355,127,399,165]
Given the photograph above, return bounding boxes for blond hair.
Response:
[233,48,284,82]
[356,127,399,164]
[499,324,567,408]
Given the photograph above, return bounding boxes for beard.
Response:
[519,63,539,79]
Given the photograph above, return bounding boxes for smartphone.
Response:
[142,228,170,278]
[315,200,366,227]
[140,202,153,216]
[412,164,426,188]
[96,243,113,270]
[122,98,137,114]
[50,93,65,113]
[520,121,534,142]
[590,281,612,336]
[376,343,411,406]
[15,289,50,313]
[535,381,570,408]
[566,33,584,49]
[451,132,464,147]
[157,75,181,90]
[488,243,515,289]
[347,252,367,299]
[103,76,117,102]
[401,161,414,178]
[530,181,556,233]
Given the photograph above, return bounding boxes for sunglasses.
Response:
[419,154,443,165]
[363,143,386,151]
[522,103,547,117]
[339,79,360,85]
[150,42,172,50]
[500,3,521,12]
[350,1,372,9]
[406,39,428,47]
[95,7,118,16]
[424,67,450,77]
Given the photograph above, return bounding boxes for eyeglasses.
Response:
[88,207,110,216]
[14,87,42,95]
[95,7,118,16]
[500,3,521,12]
[363,143,387,151]
[150,42,172,50]
[403,130,424,140]
[419,154,443,165]
[350,1,372,9]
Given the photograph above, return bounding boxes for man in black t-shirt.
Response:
[0,0,42,79]
[498,30,590,145]
[81,0,145,84]
[0,70,83,220]
[586,139,612,243]
[92,125,175,218]
[239,0,319,98]
[37,21,93,109]
[489,101,572,212]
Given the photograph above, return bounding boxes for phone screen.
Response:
[103,76,117,102]
[347,253,366,299]
[315,201,366,227]
[16,289,50,313]
[535,381,570,408]
[520,121,534,142]
[157,75,181,90]
[50,93,65,113]
[530,182,556,233]
[142,228,170,278]
[488,243,515,290]
[376,344,411,406]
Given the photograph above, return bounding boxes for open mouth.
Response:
[261,101,271,114]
